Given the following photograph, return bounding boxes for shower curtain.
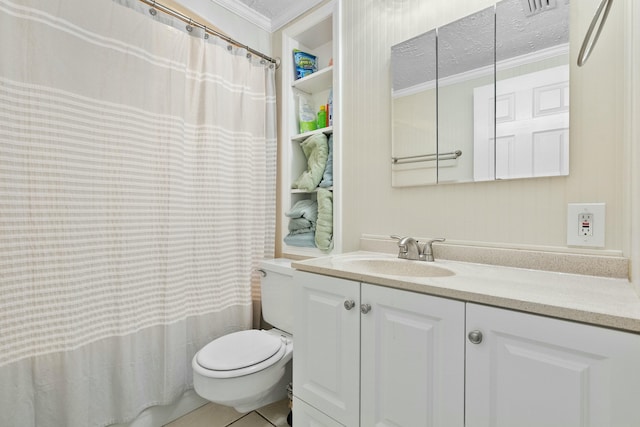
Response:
[0,0,276,426]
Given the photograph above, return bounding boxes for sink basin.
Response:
[343,259,455,277]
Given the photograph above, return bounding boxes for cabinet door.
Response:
[360,284,465,427]
[466,303,640,427]
[293,271,360,427]
[293,397,345,427]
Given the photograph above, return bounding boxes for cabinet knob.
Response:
[468,330,483,344]
[344,300,356,310]
[360,303,372,314]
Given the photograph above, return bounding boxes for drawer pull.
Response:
[468,330,483,344]
[344,300,356,310]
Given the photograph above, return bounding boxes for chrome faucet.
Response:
[391,235,421,260]
[419,238,445,262]
[392,235,445,262]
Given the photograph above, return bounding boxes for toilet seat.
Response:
[195,330,288,379]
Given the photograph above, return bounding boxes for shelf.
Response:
[281,1,338,257]
[292,66,333,94]
[291,186,333,194]
[282,244,330,258]
[292,126,333,143]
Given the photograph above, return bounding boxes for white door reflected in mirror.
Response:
[474,65,570,181]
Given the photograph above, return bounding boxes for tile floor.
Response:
[164,398,290,427]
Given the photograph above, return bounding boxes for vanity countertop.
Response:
[292,251,640,333]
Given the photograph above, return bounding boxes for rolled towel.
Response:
[285,199,318,223]
[315,188,333,251]
[319,134,333,188]
[292,133,328,192]
[289,217,314,232]
[284,231,317,248]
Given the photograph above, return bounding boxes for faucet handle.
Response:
[390,235,404,249]
[390,235,408,258]
[419,238,446,262]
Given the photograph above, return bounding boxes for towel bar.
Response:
[392,150,462,165]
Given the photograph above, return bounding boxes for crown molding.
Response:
[207,0,322,33]
[208,0,271,31]
[270,0,323,32]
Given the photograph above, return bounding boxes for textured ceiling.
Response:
[236,0,301,20]
[209,0,323,32]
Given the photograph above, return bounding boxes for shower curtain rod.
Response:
[139,0,280,67]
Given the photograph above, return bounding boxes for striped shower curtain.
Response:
[0,0,276,426]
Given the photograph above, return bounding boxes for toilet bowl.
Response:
[192,259,294,413]
[192,329,293,413]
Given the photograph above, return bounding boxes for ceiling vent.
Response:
[521,0,557,16]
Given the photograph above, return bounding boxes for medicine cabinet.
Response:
[391,0,570,186]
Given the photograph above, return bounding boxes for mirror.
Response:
[391,30,437,186]
[493,0,570,180]
[438,6,495,183]
[390,0,570,186]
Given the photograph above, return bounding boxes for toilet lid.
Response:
[196,330,284,371]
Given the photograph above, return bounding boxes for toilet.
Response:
[192,258,294,413]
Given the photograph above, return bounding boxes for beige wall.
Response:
[337,0,627,255]
[628,2,640,291]
[178,0,637,283]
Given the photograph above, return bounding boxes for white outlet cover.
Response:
[567,203,605,247]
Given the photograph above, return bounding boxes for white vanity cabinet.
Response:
[293,396,345,427]
[293,270,465,427]
[293,269,640,426]
[465,303,640,427]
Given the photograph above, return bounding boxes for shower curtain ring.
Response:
[149,0,157,16]
[186,19,193,32]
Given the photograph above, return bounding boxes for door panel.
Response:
[293,271,360,427]
[466,303,640,427]
[360,284,465,427]
[475,65,569,180]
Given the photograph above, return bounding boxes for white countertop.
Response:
[292,251,640,333]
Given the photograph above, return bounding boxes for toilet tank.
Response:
[260,258,295,334]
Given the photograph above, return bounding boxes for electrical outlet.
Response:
[567,203,605,247]
[578,213,593,236]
